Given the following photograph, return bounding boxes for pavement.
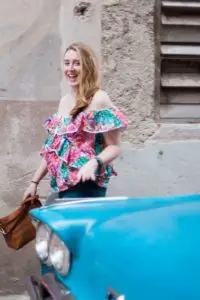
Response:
[0,238,39,298]
[0,296,29,300]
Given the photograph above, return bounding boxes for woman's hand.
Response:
[23,182,37,201]
[77,159,98,182]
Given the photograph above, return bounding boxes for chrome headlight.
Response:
[35,224,52,263]
[49,233,71,276]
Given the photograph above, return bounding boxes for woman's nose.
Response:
[69,63,74,71]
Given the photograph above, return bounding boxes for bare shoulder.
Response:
[89,89,114,110]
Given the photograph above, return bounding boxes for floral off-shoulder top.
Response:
[40,107,128,192]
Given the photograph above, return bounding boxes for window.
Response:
[156,0,200,122]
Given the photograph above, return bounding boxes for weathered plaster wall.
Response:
[102,0,200,197]
[109,137,200,197]
[0,0,102,212]
[0,0,200,297]
[0,0,101,101]
[59,0,101,95]
[0,0,61,101]
[102,0,158,144]
[0,0,101,296]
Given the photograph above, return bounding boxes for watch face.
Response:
[96,157,104,167]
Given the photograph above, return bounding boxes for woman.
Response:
[23,42,128,200]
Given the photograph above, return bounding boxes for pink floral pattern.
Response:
[41,107,128,192]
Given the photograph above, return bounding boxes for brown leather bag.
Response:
[0,195,42,250]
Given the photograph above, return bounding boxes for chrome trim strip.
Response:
[51,196,129,206]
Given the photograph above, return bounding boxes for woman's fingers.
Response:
[90,173,96,181]
[77,172,82,182]
[77,169,96,182]
[23,192,30,202]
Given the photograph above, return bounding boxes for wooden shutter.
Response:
[158,0,200,122]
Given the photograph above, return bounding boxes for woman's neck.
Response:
[69,86,78,98]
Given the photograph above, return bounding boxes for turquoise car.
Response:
[27,194,200,300]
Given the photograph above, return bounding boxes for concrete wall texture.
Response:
[0,0,200,297]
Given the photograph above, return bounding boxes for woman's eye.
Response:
[74,61,80,66]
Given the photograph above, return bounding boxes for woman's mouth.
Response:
[67,73,78,81]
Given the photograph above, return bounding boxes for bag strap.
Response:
[1,195,39,235]
[21,195,39,206]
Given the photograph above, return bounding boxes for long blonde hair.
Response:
[65,42,100,118]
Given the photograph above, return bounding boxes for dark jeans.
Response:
[58,180,107,199]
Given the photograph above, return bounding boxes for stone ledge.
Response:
[102,0,120,6]
[147,123,200,143]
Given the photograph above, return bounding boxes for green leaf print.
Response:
[45,135,54,147]
[51,176,58,191]
[95,110,122,127]
[58,139,70,157]
[73,156,89,168]
[60,162,69,179]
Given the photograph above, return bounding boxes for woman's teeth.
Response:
[68,74,77,79]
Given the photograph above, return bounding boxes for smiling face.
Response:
[63,49,81,88]
[63,43,100,117]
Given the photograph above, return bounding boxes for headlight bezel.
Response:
[49,233,71,276]
[35,223,52,265]
[34,221,71,276]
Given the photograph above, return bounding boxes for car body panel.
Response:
[30,194,200,300]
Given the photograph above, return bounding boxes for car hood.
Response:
[30,194,200,300]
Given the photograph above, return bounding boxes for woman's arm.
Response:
[31,158,48,184]
[97,129,121,165]
[23,158,48,200]
[77,129,121,182]
[89,89,121,165]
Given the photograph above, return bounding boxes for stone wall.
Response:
[0,0,200,297]
[102,0,157,144]
[0,0,102,213]
[0,0,101,296]
[0,0,61,101]
[101,0,200,200]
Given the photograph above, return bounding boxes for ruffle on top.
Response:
[41,107,128,192]
[83,107,128,133]
[43,113,82,135]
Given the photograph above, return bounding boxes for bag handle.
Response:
[21,195,39,206]
[0,195,39,235]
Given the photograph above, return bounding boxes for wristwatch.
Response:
[94,156,104,171]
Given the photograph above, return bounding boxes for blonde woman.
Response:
[23,43,128,199]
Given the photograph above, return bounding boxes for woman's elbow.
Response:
[114,144,121,158]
